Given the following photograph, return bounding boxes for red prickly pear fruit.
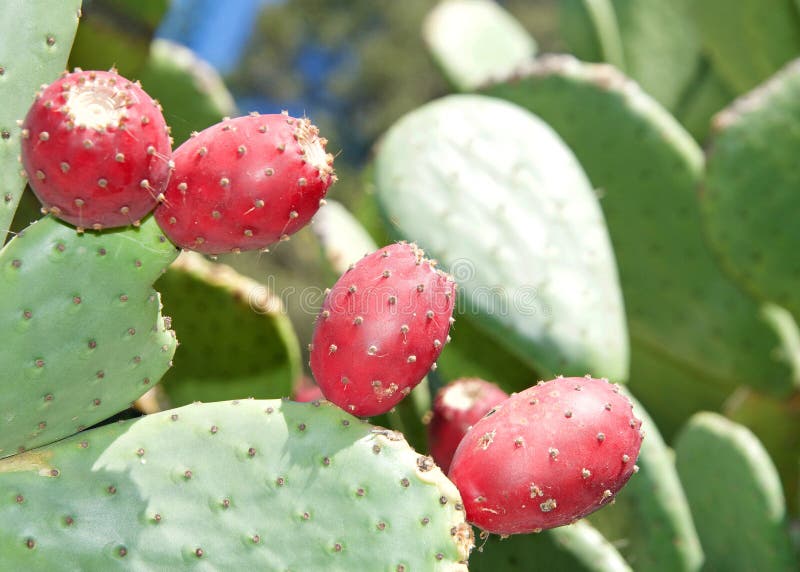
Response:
[292,376,324,403]
[310,242,456,417]
[20,69,172,230]
[153,112,335,254]
[428,378,509,473]
[448,376,643,535]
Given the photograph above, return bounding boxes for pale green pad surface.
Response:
[423,0,536,92]
[703,59,800,323]
[0,216,177,456]
[483,56,796,395]
[0,399,471,570]
[0,0,81,241]
[675,412,795,572]
[375,94,628,382]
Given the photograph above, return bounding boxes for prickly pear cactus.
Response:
[154,252,301,407]
[483,55,797,397]
[423,0,536,92]
[559,0,701,111]
[692,0,800,93]
[0,216,177,456]
[0,399,473,570]
[375,94,629,382]
[0,0,81,239]
[702,59,800,323]
[675,412,796,571]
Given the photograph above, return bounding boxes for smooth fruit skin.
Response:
[154,113,335,254]
[310,243,456,417]
[21,69,172,230]
[448,376,643,534]
[428,378,509,473]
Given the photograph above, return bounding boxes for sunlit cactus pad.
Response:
[0,399,473,570]
[0,216,177,457]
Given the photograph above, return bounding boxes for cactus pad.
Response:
[0,216,177,456]
[692,0,800,93]
[470,521,631,571]
[139,39,236,147]
[375,94,628,381]
[155,252,301,407]
[675,412,796,571]
[0,399,472,570]
[0,0,81,240]
[423,0,536,91]
[703,59,800,323]
[483,55,796,395]
[559,0,701,110]
[312,198,378,275]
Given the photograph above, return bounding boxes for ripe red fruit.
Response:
[428,378,509,473]
[154,113,335,254]
[310,243,456,417]
[20,69,172,230]
[448,376,643,534]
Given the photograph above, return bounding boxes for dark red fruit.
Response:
[449,376,643,534]
[154,112,335,254]
[310,243,456,417]
[20,69,172,230]
[428,378,509,473]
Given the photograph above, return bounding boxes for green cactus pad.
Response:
[470,521,631,571]
[692,0,800,93]
[483,55,797,396]
[155,252,301,408]
[675,412,796,571]
[559,0,624,70]
[702,59,800,323]
[0,216,177,457]
[375,94,628,382]
[423,0,536,92]
[0,0,81,242]
[673,62,734,143]
[725,388,800,517]
[588,393,704,572]
[139,39,236,147]
[559,0,701,111]
[0,399,473,570]
[68,0,169,77]
[312,199,379,275]
[627,338,731,441]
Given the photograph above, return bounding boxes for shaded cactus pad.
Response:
[0,399,473,570]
